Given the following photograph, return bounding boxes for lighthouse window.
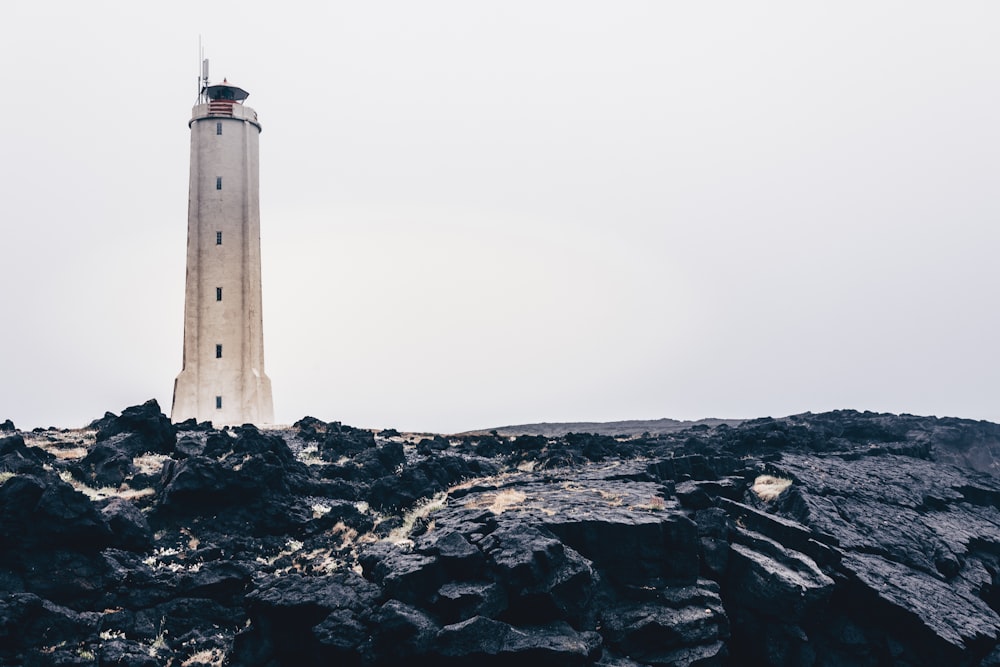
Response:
[215,396,222,409]
[216,231,222,245]
[216,287,222,301]
[216,122,223,135]
[216,344,223,358]
[216,176,223,190]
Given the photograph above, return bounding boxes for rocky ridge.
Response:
[2,401,1000,665]
[466,417,745,438]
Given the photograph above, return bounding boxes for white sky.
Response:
[1,2,998,432]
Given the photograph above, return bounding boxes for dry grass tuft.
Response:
[133,453,171,476]
[466,489,527,515]
[331,521,359,550]
[646,496,667,510]
[50,447,89,460]
[752,475,792,501]
[181,648,225,667]
[596,489,624,506]
[22,429,96,461]
[387,492,449,546]
[58,471,154,502]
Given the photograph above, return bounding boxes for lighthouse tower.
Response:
[172,67,274,426]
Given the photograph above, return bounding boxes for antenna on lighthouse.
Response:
[197,37,210,103]
[197,38,202,98]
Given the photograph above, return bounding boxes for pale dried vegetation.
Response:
[142,546,205,574]
[133,453,171,476]
[181,528,200,550]
[560,482,627,507]
[50,447,90,460]
[331,521,359,550]
[298,444,324,465]
[387,492,449,545]
[752,474,793,501]
[446,471,516,494]
[58,471,155,502]
[284,520,379,575]
[181,648,225,667]
[465,489,528,515]
[21,429,96,460]
[633,495,667,511]
[293,548,342,574]
[597,489,624,506]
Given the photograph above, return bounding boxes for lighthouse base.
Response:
[172,369,273,427]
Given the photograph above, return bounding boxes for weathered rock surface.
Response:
[2,404,1000,665]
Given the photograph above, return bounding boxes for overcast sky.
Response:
[1,2,998,432]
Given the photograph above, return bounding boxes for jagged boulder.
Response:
[599,581,729,667]
[156,426,311,528]
[102,497,153,551]
[74,439,135,487]
[480,523,596,626]
[231,572,380,666]
[0,474,110,552]
[0,433,47,476]
[0,593,99,664]
[366,599,439,662]
[320,421,377,456]
[95,399,175,454]
[360,541,447,607]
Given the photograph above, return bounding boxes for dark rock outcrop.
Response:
[4,401,1000,665]
[94,399,175,453]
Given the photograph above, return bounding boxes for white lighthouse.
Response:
[172,66,274,426]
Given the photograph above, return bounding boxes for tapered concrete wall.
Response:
[172,100,273,426]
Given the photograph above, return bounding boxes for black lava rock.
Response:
[3,406,1000,665]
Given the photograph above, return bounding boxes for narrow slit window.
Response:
[216,122,223,135]
[216,344,223,358]
[216,287,222,301]
[216,176,222,190]
[215,396,222,409]
[216,231,222,245]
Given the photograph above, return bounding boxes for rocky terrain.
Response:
[2,401,1000,666]
[466,417,745,438]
